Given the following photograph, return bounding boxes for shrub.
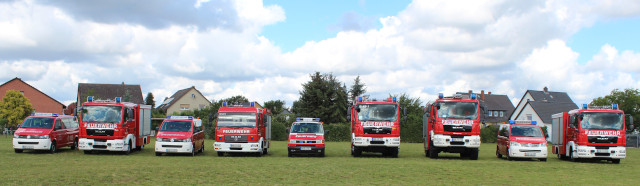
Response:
[481,125,500,143]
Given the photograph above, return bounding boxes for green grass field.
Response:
[1,137,639,185]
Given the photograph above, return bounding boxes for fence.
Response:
[627,135,640,148]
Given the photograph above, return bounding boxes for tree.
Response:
[349,75,366,104]
[590,88,640,130]
[393,93,423,143]
[220,95,249,105]
[123,89,132,102]
[0,90,34,127]
[145,92,155,108]
[264,100,286,115]
[295,72,348,123]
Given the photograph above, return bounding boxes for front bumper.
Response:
[288,146,325,154]
[509,146,547,158]
[574,145,625,159]
[155,141,193,154]
[352,137,400,147]
[214,142,261,152]
[13,138,51,150]
[78,138,128,151]
[432,134,480,148]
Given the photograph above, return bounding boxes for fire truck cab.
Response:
[155,116,205,156]
[13,113,79,153]
[287,117,326,157]
[496,120,548,161]
[348,96,403,158]
[214,102,272,156]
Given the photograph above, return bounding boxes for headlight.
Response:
[184,138,191,142]
[354,137,362,141]
[393,137,401,141]
[289,139,296,144]
[13,134,19,138]
[510,141,520,147]
[537,143,546,147]
[251,144,259,147]
[156,138,163,141]
[39,135,49,139]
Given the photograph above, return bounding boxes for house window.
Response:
[493,111,498,117]
[199,104,205,109]
[180,104,190,110]
[20,91,24,95]
[192,94,195,99]
[527,114,532,120]
[488,111,493,117]
[499,111,504,117]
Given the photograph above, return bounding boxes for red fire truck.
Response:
[348,96,403,157]
[13,113,79,153]
[287,117,326,157]
[78,96,152,155]
[155,116,205,156]
[423,93,482,160]
[551,104,633,164]
[213,102,272,156]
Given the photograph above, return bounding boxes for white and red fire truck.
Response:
[13,113,79,153]
[78,96,151,155]
[213,102,272,156]
[287,117,326,157]
[155,116,205,156]
[552,104,633,164]
[348,96,403,157]
[423,93,483,160]
[496,120,548,161]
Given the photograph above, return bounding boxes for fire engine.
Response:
[496,120,548,161]
[155,116,205,156]
[78,96,152,155]
[551,104,633,164]
[423,93,483,160]
[213,102,272,156]
[13,113,79,153]
[287,117,326,157]
[348,96,403,157]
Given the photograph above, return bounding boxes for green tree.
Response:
[0,90,34,127]
[295,72,348,123]
[590,88,640,130]
[123,89,132,102]
[348,75,366,104]
[145,92,155,108]
[264,100,286,115]
[393,93,423,143]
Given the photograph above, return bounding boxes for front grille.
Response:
[18,142,39,145]
[595,146,610,150]
[225,135,248,141]
[162,145,182,148]
[86,129,115,136]
[158,138,189,142]
[93,145,107,149]
[519,149,541,152]
[589,136,618,144]
[370,141,385,144]
[363,127,392,134]
[443,125,473,132]
[595,153,610,156]
[450,142,465,145]
[94,139,107,142]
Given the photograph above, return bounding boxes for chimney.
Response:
[468,90,472,94]
[488,92,491,95]
[543,86,548,93]
[481,90,485,100]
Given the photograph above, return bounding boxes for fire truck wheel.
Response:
[496,148,502,158]
[506,149,512,161]
[539,158,547,162]
[217,152,224,157]
[124,140,132,155]
[425,150,429,157]
[136,144,144,151]
[428,145,438,159]
[71,139,78,150]
[288,151,292,157]
[190,147,196,157]
[83,150,92,154]
[263,147,268,155]
[469,149,479,160]
[612,159,620,164]
[320,150,325,157]
[390,148,399,158]
[569,147,577,162]
[49,141,57,154]
[352,145,362,157]
[155,152,162,156]
[14,149,23,153]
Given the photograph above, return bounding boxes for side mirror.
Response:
[324,130,330,136]
[435,105,440,110]
[355,107,361,112]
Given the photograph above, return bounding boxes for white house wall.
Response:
[166,89,210,115]
[510,92,535,120]
[514,104,552,141]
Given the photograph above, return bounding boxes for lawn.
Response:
[1,137,639,185]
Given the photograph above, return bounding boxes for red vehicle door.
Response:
[497,125,507,155]
[52,118,65,147]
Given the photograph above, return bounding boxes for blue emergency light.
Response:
[314,118,321,121]
[612,104,618,110]
[509,120,515,124]
[438,93,444,99]
[471,93,477,100]
[392,97,397,103]
[358,97,363,102]
[250,102,255,107]
[223,102,228,107]
[115,97,122,103]
[582,104,588,109]
[509,120,537,125]
[31,113,58,117]
[296,117,301,121]
[87,96,94,102]
[166,116,193,120]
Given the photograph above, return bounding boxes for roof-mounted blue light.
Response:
[87,96,94,102]
[438,93,444,99]
[358,97,363,102]
[314,118,321,121]
[471,93,477,100]
[250,102,255,107]
[582,104,588,109]
[509,120,515,124]
[115,97,122,103]
[223,102,228,107]
[296,117,301,121]
[31,113,58,117]
[531,121,537,125]
[612,104,618,110]
[167,116,193,120]
[392,97,397,103]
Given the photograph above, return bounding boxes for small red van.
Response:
[496,120,548,161]
[155,116,205,156]
[13,113,79,153]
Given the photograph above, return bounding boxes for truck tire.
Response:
[136,144,144,151]
[496,148,502,158]
[352,145,362,157]
[14,149,23,153]
[190,147,196,157]
[569,147,577,162]
[71,139,78,150]
[83,150,92,154]
[469,149,479,160]
[539,158,547,162]
[320,150,325,157]
[288,151,293,157]
[217,152,224,157]
[49,141,57,154]
[155,152,162,156]
[124,140,132,155]
[263,147,268,155]
[506,149,512,161]
[428,143,438,159]
[612,159,620,164]
[390,147,399,158]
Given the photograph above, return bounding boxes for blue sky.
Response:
[568,18,640,63]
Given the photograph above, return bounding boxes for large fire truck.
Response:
[423,93,483,160]
[551,104,633,164]
[348,96,403,157]
[213,102,272,156]
[78,96,152,154]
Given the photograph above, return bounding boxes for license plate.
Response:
[230,144,241,148]
[451,138,464,142]
[301,147,312,150]
[22,146,34,149]
[596,149,609,153]
[166,149,177,152]
[372,137,383,141]
[524,152,536,157]
[94,142,106,145]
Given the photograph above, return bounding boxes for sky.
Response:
[1,0,639,109]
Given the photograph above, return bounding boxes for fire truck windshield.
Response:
[20,118,54,129]
[291,123,324,134]
[82,106,122,123]
[510,126,544,137]
[160,121,192,132]
[436,101,478,119]
[357,104,398,121]
[581,112,623,130]
[217,112,257,128]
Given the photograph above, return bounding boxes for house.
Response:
[157,86,211,115]
[76,82,144,108]
[0,77,66,114]
[509,87,578,139]
[458,90,515,125]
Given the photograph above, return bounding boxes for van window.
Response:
[55,119,63,130]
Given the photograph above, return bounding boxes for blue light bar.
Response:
[531,121,537,125]
[31,113,58,117]
[582,104,588,109]
[509,120,515,124]
[87,96,94,102]
[612,104,618,110]
[471,93,477,100]
[438,93,444,99]
[314,118,321,121]
[223,102,228,107]
[167,116,193,120]
[358,97,363,102]
[115,97,122,103]
[392,97,397,103]
[296,117,301,121]
[250,102,255,107]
